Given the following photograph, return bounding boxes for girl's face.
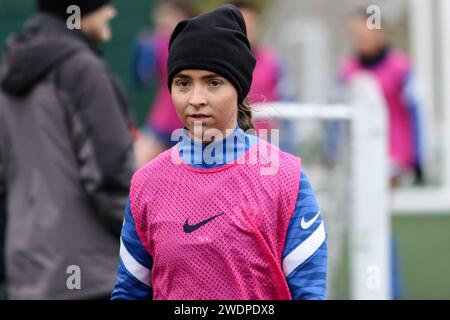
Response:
[171,69,238,141]
[153,3,189,36]
[349,16,386,58]
[80,4,117,43]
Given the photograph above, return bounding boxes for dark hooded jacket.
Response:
[0,13,136,299]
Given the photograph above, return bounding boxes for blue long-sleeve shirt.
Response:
[112,127,327,300]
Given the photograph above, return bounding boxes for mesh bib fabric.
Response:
[130,140,301,300]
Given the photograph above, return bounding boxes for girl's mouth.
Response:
[188,114,211,121]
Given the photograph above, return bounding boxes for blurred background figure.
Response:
[340,9,424,187]
[231,0,297,151]
[335,8,427,299]
[132,0,197,167]
[0,0,136,299]
[0,194,5,299]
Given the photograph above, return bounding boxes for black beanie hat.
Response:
[38,0,111,17]
[167,4,256,103]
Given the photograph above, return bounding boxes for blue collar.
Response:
[178,126,259,168]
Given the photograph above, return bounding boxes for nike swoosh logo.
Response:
[300,211,321,230]
[183,212,224,233]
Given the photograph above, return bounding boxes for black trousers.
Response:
[0,195,5,283]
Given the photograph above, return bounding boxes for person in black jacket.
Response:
[0,0,136,299]
[0,194,5,299]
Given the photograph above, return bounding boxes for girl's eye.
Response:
[209,79,223,88]
[176,80,189,88]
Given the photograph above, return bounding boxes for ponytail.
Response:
[237,99,254,131]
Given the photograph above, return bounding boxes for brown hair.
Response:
[237,99,255,131]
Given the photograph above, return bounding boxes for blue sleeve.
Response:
[131,33,158,87]
[275,59,297,102]
[402,71,425,174]
[282,172,328,300]
[322,76,348,166]
[111,199,153,300]
[275,59,299,153]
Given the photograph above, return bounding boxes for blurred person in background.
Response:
[340,9,425,187]
[0,195,5,299]
[231,0,297,152]
[331,8,426,299]
[0,0,136,299]
[132,0,197,167]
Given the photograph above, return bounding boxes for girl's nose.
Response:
[188,86,207,108]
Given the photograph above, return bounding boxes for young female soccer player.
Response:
[111,4,327,300]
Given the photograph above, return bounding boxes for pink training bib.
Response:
[130,140,301,300]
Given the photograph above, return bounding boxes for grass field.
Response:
[394,213,450,299]
[332,213,450,299]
